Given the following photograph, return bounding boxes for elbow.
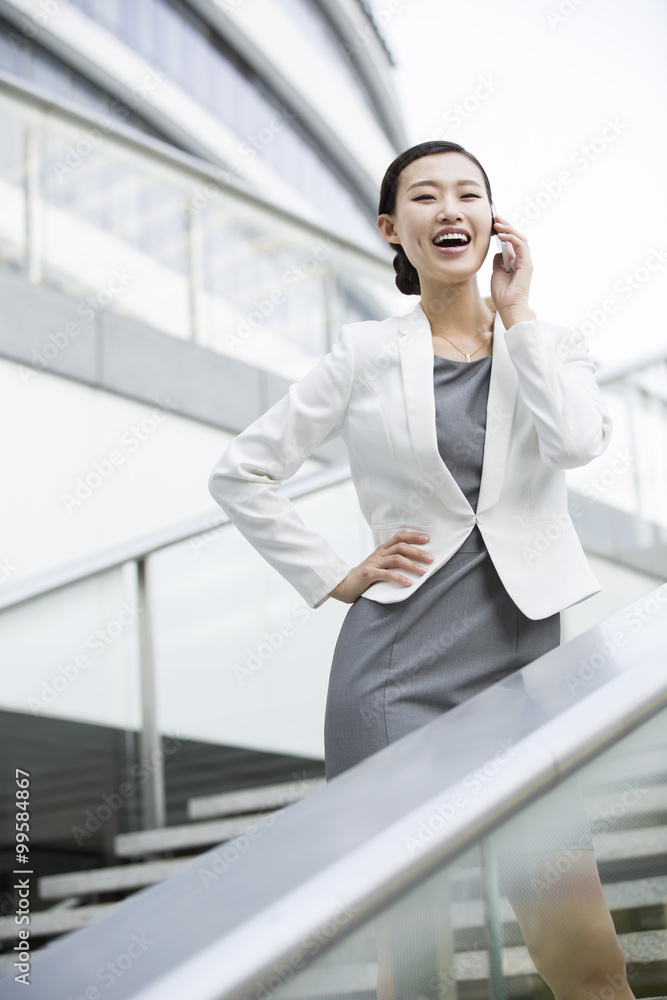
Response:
[208,467,221,501]
[208,466,222,503]
[579,411,614,466]
[540,413,613,470]
[208,464,239,518]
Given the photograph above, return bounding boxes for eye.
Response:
[412,195,434,201]
[462,193,481,198]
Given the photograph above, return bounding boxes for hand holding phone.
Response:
[490,201,511,272]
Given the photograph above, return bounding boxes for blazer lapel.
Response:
[397,300,518,517]
[476,309,518,512]
[398,301,474,516]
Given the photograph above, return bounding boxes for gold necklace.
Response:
[434,331,492,363]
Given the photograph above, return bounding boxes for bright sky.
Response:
[368,0,667,371]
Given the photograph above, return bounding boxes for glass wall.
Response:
[264,705,667,999]
[65,0,382,248]
[0,81,397,379]
[567,361,667,531]
[0,100,24,273]
[0,15,167,138]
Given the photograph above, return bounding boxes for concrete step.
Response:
[114,811,273,858]
[38,856,194,900]
[274,930,667,997]
[186,778,325,821]
[126,783,662,862]
[593,825,667,860]
[588,783,667,822]
[39,818,667,901]
[584,749,667,787]
[0,903,116,941]
[450,876,667,929]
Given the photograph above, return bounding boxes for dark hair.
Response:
[378,140,494,296]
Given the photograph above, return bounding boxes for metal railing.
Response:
[0,461,352,829]
[2,583,665,999]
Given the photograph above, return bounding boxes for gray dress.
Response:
[324,354,562,781]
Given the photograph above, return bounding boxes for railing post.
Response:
[136,556,166,830]
[186,195,205,343]
[324,269,342,352]
[24,123,44,284]
[481,836,508,1000]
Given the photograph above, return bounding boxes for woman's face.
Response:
[378,152,494,287]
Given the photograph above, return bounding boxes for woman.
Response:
[209,141,632,1000]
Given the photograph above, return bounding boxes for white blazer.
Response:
[208,300,613,619]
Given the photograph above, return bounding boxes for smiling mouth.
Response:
[432,236,471,256]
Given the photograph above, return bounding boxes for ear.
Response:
[490,200,499,236]
[377,213,400,246]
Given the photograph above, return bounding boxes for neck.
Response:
[419,279,495,341]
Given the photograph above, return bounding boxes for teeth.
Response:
[434,232,469,245]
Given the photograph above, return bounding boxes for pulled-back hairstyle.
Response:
[378,141,494,296]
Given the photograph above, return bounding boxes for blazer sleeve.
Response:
[208,326,355,609]
[503,319,613,469]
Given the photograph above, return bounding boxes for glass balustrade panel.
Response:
[148,479,372,761]
[0,95,26,274]
[43,118,191,338]
[259,704,666,1000]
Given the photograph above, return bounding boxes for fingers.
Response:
[331,531,436,601]
[373,531,434,587]
[493,217,530,261]
[380,529,431,550]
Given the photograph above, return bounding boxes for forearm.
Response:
[499,305,537,328]
[504,318,613,468]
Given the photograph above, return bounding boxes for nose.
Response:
[436,196,463,221]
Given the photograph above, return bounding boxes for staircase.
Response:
[1,765,665,996]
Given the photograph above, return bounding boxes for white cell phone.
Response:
[491,201,511,272]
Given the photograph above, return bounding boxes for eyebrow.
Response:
[405,178,483,192]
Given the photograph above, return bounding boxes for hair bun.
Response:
[393,245,421,296]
